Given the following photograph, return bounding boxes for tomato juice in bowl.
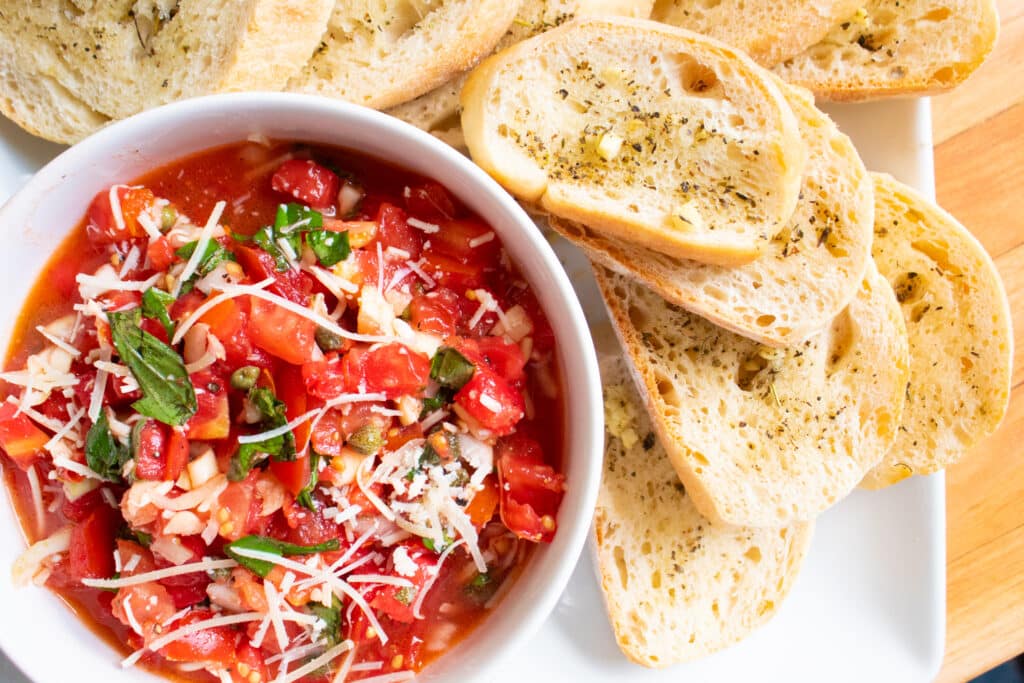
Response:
[0,95,602,683]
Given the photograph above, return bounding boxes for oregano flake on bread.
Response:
[460,16,807,266]
[774,0,999,100]
[861,173,1012,488]
[595,262,909,527]
[551,81,872,347]
[596,351,813,666]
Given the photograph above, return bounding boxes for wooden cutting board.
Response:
[932,1,1024,680]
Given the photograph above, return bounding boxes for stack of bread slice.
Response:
[458,15,1012,665]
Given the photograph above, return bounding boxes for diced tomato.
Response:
[404,181,456,222]
[270,455,311,497]
[360,343,431,399]
[409,288,462,336]
[348,611,425,675]
[370,543,435,623]
[160,609,238,665]
[248,296,318,365]
[61,487,105,523]
[112,581,177,637]
[460,336,527,385]
[155,535,211,609]
[495,434,565,543]
[375,203,423,259]
[235,246,313,305]
[282,497,341,547]
[386,422,424,451]
[0,402,50,469]
[465,475,500,527]
[185,372,230,440]
[116,540,157,577]
[310,408,346,458]
[271,159,340,209]
[147,236,176,271]
[68,504,121,579]
[454,367,525,435]
[133,419,170,481]
[216,478,256,542]
[431,218,500,264]
[199,297,252,368]
[85,186,157,245]
[166,429,189,482]
[301,353,352,401]
[421,251,484,290]
[231,644,270,683]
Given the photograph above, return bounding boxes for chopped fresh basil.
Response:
[225,535,339,577]
[131,529,153,547]
[420,443,442,468]
[108,309,197,427]
[308,596,343,645]
[174,239,236,293]
[464,571,498,603]
[421,533,453,553]
[228,386,296,481]
[296,452,320,512]
[419,387,453,418]
[84,411,130,482]
[141,287,176,339]
[307,228,350,267]
[429,347,475,390]
[275,203,323,233]
[253,226,291,272]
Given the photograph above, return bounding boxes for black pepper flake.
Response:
[558,88,568,99]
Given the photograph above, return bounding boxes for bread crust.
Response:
[861,173,1013,488]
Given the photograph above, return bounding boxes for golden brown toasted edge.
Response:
[776,0,1000,100]
[860,172,1013,489]
[547,81,872,348]
[461,15,806,266]
[292,0,522,110]
[594,351,814,665]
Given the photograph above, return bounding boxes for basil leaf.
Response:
[141,287,176,339]
[307,229,350,267]
[228,386,296,480]
[296,452,320,511]
[276,203,323,232]
[175,240,236,293]
[308,596,343,645]
[253,226,290,272]
[84,411,130,482]
[108,309,197,427]
[419,387,453,419]
[429,347,475,390]
[225,535,339,577]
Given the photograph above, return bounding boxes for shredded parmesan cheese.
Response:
[82,558,237,589]
[173,200,226,297]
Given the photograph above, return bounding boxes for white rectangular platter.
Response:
[0,98,944,683]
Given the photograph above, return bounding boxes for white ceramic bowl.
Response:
[0,93,603,683]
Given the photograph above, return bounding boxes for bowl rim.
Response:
[0,92,603,683]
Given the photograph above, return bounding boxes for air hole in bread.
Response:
[728,114,745,128]
[641,541,652,555]
[826,311,855,367]
[628,305,648,330]
[744,546,762,563]
[613,545,629,589]
[655,373,682,407]
[711,600,720,617]
[922,6,952,21]
[932,66,957,84]
[736,352,769,391]
[911,238,961,276]
[670,54,722,98]
[892,271,926,304]
[755,314,775,327]
[910,301,931,323]
[960,355,974,373]
[651,570,662,589]
[692,451,709,466]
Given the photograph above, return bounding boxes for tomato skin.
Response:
[166,429,189,482]
[454,368,525,435]
[431,218,500,264]
[360,343,431,399]
[404,182,456,222]
[69,504,121,579]
[147,236,176,271]
[0,402,50,469]
[376,203,422,259]
[216,476,257,541]
[270,455,311,497]
[235,246,313,305]
[160,609,238,665]
[460,336,526,385]
[409,288,462,337]
[495,434,565,543]
[465,475,500,527]
[301,353,351,401]
[86,186,156,245]
[248,297,318,365]
[276,364,312,451]
[61,488,105,523]
[185,371,230,440]
[231,644,270,683]
[421,251,485,290]
[271,159,340,209]
[199,297,253,368]
[133,419,170,481]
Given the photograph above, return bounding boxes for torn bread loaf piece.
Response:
[460,16,806,266]
[596,351,813,666]
[595,261,909,527]
[775,0,999,100]
[861,173,1012,488]
[551,81,872,347]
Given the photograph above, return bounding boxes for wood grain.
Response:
[933,2,1024,678]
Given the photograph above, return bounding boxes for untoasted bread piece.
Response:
[775,0,999,100]
[597,351,813,666]
[861,173,1012,488]
[387,0,653,150]
[287,0,521,110]
[461,16,806,266]
[651,0,862,67]
[596,262,909,527]
[551,82,872,347]
[0,0,334,144]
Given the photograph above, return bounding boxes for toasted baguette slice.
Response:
[386,0,654,150]
[597,350,813,666]
[774,0,999,100]
[861,174,1012,488]
[461,16,806,266]
[286,0,521,110]
[551,81,872,348]
[650,0,862,67]
[596,261,909,527]
[0,0,334,144]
